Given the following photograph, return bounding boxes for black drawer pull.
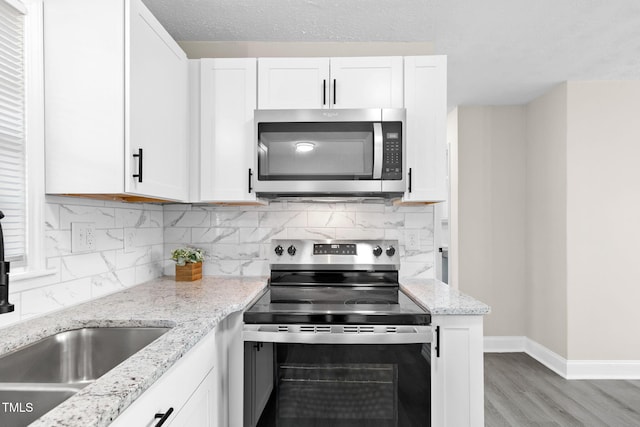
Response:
[248,168,253,193]
[154,407,174,427]
[132,148,143,183]
[408,167,412,193]
[323,79,327,105]
[333,79,336,105]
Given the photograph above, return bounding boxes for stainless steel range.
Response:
[243,240,432,427]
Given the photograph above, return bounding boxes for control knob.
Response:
[386,246,396,257]
[373,246,383,257]
[274,245,284,256]
[287,245,297,256]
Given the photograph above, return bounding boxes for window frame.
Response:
[9,0,55,283]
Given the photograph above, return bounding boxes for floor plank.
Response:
[485,353,640,427]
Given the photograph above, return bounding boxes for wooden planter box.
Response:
[175,262,202,281]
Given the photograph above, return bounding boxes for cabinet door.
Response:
[253,342,274,424]
[431,315,484,427]
[329,57,403,109]
[258,58,330,109]
[126,0,189,201]
[245,342,274,427]
[168,368,215,427]
[200,59,257,202]
[403,56,447,202]
[109,328,217,427]
[44,0,125,195]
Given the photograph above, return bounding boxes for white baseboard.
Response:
[566,360,640,380]
[524,337,568,378]
[484,336,640,379]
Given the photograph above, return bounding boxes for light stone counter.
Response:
[0,276,268,427]
[401,278,491,315]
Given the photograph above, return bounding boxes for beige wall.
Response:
[458,82,640,360]
[525,84,569,358]
[178,41,434,59]
[566,81,640,359]
[457,106,527,337]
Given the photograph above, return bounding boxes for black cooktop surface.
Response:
[243,286,431,325]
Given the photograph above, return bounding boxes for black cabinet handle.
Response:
[132,148,143,183]
[323,79,326,105]
[248,168,253,193]
[333,79,336,105]
[435,326,440,358]
[408,167,412,193]
[154,407,174,427]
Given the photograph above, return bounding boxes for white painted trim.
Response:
[566,360,640,380]
[483,336,526,353]
[23,0,47,274]
[524,337,568,378]
[485,336,640,380]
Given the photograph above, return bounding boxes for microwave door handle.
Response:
[373,123,383,179]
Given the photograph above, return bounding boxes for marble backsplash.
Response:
[0,196,164,329]
[163,201,435,280]
[2,198,434,330]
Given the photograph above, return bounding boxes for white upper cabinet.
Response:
[258,58,329,109]
[257,57,403,109]
[199,58,257,202]
[44,0,189,202]
[330,57,403,109]
[402,56,447,202]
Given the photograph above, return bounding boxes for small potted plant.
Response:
[171,247,205,281]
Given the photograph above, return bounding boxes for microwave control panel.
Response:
[382,122,403,180]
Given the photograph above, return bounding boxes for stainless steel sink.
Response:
[0,327,171,425]
[0,386,80,427]
[0,327,170,384]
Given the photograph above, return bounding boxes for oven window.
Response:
[257,122,374,180]
[251,343,430,427]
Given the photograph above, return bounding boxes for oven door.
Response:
[244,326,432,427]
[254,109,404,195]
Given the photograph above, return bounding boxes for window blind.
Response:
[0,0,26,262]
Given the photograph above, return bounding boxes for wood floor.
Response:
[485,353,640,427]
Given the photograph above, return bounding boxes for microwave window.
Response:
[258,122,374,180]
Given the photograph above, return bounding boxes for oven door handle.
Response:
[243,325,432,345]
[372,122,383,179]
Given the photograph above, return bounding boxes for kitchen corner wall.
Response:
[0,196,164,329]
[163,201,435,280]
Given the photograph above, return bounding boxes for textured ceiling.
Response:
[143,0,640,107]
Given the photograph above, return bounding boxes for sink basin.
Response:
[0,385,81,427]
[0,327,170,384]
[0,327,170,426]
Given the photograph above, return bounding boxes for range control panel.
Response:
[381,121,403,180]
[270,240,400,271]
[313,243,357,255]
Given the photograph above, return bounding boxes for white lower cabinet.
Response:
[431,315,485,427]
[166,369,216,426]
[109,328,218,427]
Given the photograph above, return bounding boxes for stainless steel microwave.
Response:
[254,109,406,196]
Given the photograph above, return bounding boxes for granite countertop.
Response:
[1,276,487,427]
[0,275,268,427]
[400,279,491,315]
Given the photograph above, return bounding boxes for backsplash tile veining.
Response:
[163,201,435,280]
[2,199,434,330]
[0,196,164,329]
